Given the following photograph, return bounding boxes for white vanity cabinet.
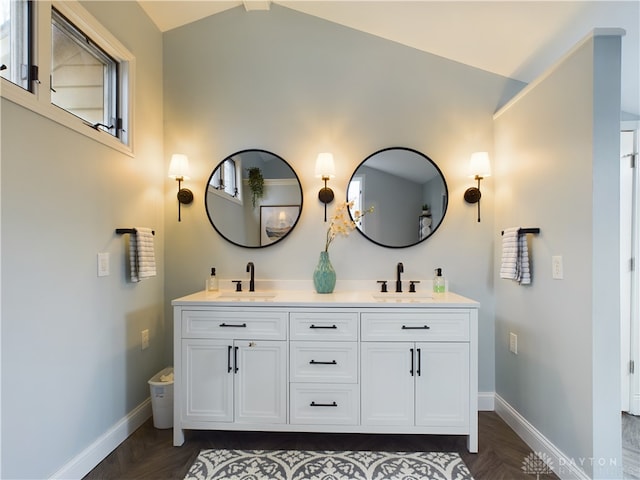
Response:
[173,292,478,453]
[176,308,287,442]
[360,311,471,429]
[289,311,359,426]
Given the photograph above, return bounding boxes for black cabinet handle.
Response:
[234,346,239,373]
[310,401,338,407]
[401,325,430,330]
[417,348,421,376]
[227,345,232,373]
[309,324,337,329]
[410,348,415,376]
[220,323,247,328]
[309,360,337,365]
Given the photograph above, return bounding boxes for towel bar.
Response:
[115,228,155,235]
[501,228,540,236]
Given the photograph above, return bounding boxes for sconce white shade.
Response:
[469,152,491,178]
[168,154,191,180]
[315,152,336,179]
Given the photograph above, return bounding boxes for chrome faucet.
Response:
[396,262,404,292]
[246,262,255,292]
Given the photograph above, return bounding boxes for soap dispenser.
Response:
[433,268,445,293]
[207,267,219,291]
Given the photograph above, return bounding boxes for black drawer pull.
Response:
[234,346,239,373]
[309,360,337,365]
[401,325,430,330]
[410,348,414,376]
[227,345,232,373]
[310,401,338,407]
[309,324,337,329]
[220,323,247,328]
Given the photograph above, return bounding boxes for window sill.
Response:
[1,79,134,157]
[207,185,243,206]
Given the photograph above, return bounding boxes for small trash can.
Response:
[148,367,174,429]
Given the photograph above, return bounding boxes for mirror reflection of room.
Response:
[206,150,303,248]
[348,147,448,248]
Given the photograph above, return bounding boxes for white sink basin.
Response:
[371,292,433,302]
[216,291,277,301]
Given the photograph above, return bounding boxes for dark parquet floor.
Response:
[84,412,558,479]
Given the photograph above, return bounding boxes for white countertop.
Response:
[172,287,479,308]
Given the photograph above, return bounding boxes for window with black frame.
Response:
[50,7,120,137]
[0,0,33,91]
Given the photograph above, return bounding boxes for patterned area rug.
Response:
[184,449,474,480]
[623,413,640,479]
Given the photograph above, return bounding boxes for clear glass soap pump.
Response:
[207,267,219,291]
[433,268,445,293]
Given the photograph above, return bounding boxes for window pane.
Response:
[210,159,240,199]
[51,8,117,134]
[0,0,31,90]
[223,159,237,196]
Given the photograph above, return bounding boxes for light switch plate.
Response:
[97,252,110,277]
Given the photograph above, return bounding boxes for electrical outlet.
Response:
[552,255,563,279]
[97,252,110,277]
[141,329,149,350]
[509,332,518,354]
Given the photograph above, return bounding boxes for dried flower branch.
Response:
[323,201,374,252]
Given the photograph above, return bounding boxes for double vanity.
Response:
[172,286,479,452]
[177,143,477,449]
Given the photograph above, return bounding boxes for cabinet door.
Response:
[361,342,414,426]
[181,339,233,422]
[415,342,469,428]
[234,340,287,424]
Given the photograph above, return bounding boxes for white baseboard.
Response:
[478,391,495,411]
[50,398,152,480]
[494,394,590,480]
[630,393,640,416]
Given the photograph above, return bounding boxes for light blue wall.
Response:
[493,32,622,478]
[356,165,423,246]
[5,3,623,478]
[0,2,164,478]
[163,4,525,401]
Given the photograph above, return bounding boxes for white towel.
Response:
[500,227,531,285]
[129,227,156,282]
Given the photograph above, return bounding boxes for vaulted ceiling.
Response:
[138,1,639,117]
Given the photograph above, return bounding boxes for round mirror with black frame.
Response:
[347,147,448,248]
[205,149,303,248]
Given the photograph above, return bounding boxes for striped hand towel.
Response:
[500,227,531,285]
[130,227,156,282]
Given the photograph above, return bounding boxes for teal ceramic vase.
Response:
[313,251,336,294]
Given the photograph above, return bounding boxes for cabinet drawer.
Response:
[182,309,287,339]
[290,312,358,341]
[290,384,359,425]
[290,342,357,383]
[361,311,469,342]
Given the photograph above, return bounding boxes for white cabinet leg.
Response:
[173,428,185,447]
[467,433,478,453]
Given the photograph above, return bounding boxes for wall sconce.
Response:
[168,153,194,222]
[315,152,335,221]
[463,151,491,222]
